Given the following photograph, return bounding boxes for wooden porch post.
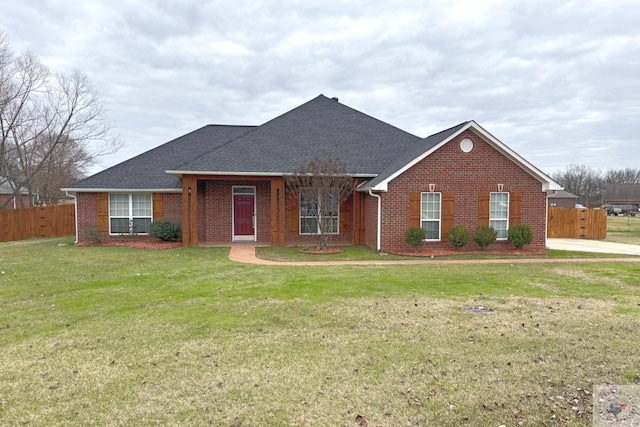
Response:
[182,175,198,246]
[352,182,366,245]
[271,177,286,246]
[352,190,361,245]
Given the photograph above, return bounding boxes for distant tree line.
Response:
[550,164,640,206]
[0,30,119,208]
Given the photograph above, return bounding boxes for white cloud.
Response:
[0,0,638,174]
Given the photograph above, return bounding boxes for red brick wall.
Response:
[76,192,98,243]
[197,180,272,244]
[76,192,182,244]
[162,193,183,222]
[370,129,548,254]
[548,197,576,208]
[76,182,355,247]
[0,194,31,209]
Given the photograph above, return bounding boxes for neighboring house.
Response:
[601,184,640,214]
[548,190,579,208]
[0,179,30,209]
[602,184,640,207]
[63,95,562,253]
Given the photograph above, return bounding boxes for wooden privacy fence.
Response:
[0,204,75,243]
[547,207,607,239]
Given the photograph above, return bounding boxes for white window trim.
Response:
[489,192,509,240]
[420,192,441,241]
[299,189,340,235]
[108,193,153,235]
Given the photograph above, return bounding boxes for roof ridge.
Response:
[424,121,471,139]
[168,125,259,170]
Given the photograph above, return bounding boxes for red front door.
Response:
[233,194,255,239]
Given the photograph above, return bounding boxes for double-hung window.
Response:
[490,192,509,239]
[109,193,152,234]
[420,192,441,240]
[299,189,339,234]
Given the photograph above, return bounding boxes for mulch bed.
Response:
[78,237,183,250]
[392,243,545,257]
[299,248,345,255]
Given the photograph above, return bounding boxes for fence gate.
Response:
[547,207,607,239]
[0,204,75,243]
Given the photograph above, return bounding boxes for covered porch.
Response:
[180,174,367,247]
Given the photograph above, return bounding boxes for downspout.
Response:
[545,190,554,249]
[66,191,78,244]
[368,189,381,251]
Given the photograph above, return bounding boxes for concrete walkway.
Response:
[228,241,640,266]
[547,238,640,256]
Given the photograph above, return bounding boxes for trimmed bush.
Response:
[149,220,182,241]
[508,224,534,249]
[84,224,104,245]
[473,225,497,249]
[404,226,426,251]
[447,225,470,249]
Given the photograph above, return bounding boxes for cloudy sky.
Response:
[1,0,638,175]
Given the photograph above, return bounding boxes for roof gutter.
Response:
[60,188,182,193]
[368,189,382,251]
[165,170,377,178]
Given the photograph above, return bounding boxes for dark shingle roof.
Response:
[66,95,484,192]
[172,95,423,174]
[547,190,578,199]
[359,122,469,190]
[603,184,640,202]
[67,125,256,190]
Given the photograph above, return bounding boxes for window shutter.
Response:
[509,192,521,226]
[340,200,350,234]
[288,194,299,234]
[409,191,421,227]
[478,191,490,226]
[97,192,109,234]
[152,193,163,221]
[441,192,454,241]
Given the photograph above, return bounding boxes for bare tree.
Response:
[0,30,119,208]
[551,164,605,206]
[30,135,89,205]
[552,165,640,207]
[285,157,354,250]
[604,167,640,184]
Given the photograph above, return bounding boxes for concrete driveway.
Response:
[547,238,640,255]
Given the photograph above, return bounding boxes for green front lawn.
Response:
[607,215,640,245]
[1,238,639,426]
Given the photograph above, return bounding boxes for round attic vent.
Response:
[459,138,474,153]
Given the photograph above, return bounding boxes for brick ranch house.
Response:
[63,95,562,254]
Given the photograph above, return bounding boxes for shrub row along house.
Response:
[63,95,562,253]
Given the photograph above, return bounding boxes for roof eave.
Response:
[61,188,183,193]
[369,120,563,193]
[166,170,378,178]
[357,182,389,192]
[165,170,285,177]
